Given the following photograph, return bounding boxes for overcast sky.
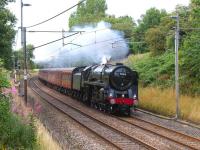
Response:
[8,0,190,61]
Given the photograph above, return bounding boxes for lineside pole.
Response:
[175,13,180,119]
[23,27,27,105]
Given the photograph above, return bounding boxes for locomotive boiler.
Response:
[39,63,138,115]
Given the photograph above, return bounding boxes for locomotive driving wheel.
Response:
[82,87,91,105]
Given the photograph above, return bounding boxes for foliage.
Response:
[180,0,200,95]
[68,0,200,96]
[131,8,167,53]
[105,15,136,38]
[0,70,10,89]
[104,15,136,52]
[14,44,36,70]
[69,0,137,53]
[127,0,200,96]
[127,51,175,88]
[69,0,107,28]
[0,0,16,70]
[0,0,14,7]
[0,96,37,149]
[145,27,166,55]
[138,8,167,31]
[0,65,37,149]
[26,44,36,70]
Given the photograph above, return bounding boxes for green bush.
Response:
[0,67,37,149]
[127,47,200,96]
[0,93,37,149]
[129,50,174,88]
[180,32,200,95]
[0,71,11,89]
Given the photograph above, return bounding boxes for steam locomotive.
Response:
[38,63,138,115]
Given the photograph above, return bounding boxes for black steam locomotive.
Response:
[39,63,138,115]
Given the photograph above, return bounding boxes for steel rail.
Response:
[33,77,200,149]
[117,117,200,150]
[29,78,121,150]
[30,78,157,150]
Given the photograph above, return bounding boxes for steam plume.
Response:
[38,21,129,68]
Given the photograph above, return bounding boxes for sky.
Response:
[8,0,190,61]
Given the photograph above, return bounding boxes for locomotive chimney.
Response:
[116,63,123,65]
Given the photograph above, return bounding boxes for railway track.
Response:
[117,117,200,150]
[30,77,200,149]
[30,78,155,150]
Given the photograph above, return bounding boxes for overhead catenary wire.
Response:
[27,28,110,34]
[27,26,148,57]
[29,32,79,51]
[60,28,111,46]
[27,26,173,53]
[70,37,127,50]
[25,28,117,52]
[26,0,86,29]
[43,36,130,58]
[56,36,131,54]
[27,30,85,33]
[48,41,117,61]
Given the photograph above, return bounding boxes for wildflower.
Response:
[11,86,17,94]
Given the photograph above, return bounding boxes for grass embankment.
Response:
[0,94,37,149]
[1,69,61,149]
[1,70,37,149]
[12,82,61,150]
[139,87,200,123]
[36,120,61,150]
[126,53,200,123]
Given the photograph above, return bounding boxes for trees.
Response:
[68,0,137,54]
[67,0,200,95]
[69,0,136,53]
[145,28,166,55]
[69,0,107,28]
[131,8,167,53]
[0,0,16,70]
[180,0,200,94]
[105,15,136,38]
[26,45,36,70]
[14,44,36,70]
[138,8,167,31]
[130,0,200,95]
[132,6,190,55]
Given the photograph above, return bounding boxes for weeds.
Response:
[36,120,61,150]
[0,93,37,149]
[1,70,37,149]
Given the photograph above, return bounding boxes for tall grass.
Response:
[36,120,61,150]
[139,87,200,123]
[11,87,61,150]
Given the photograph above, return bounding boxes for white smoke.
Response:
[101,55,111,65]
[38,21,129,68]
